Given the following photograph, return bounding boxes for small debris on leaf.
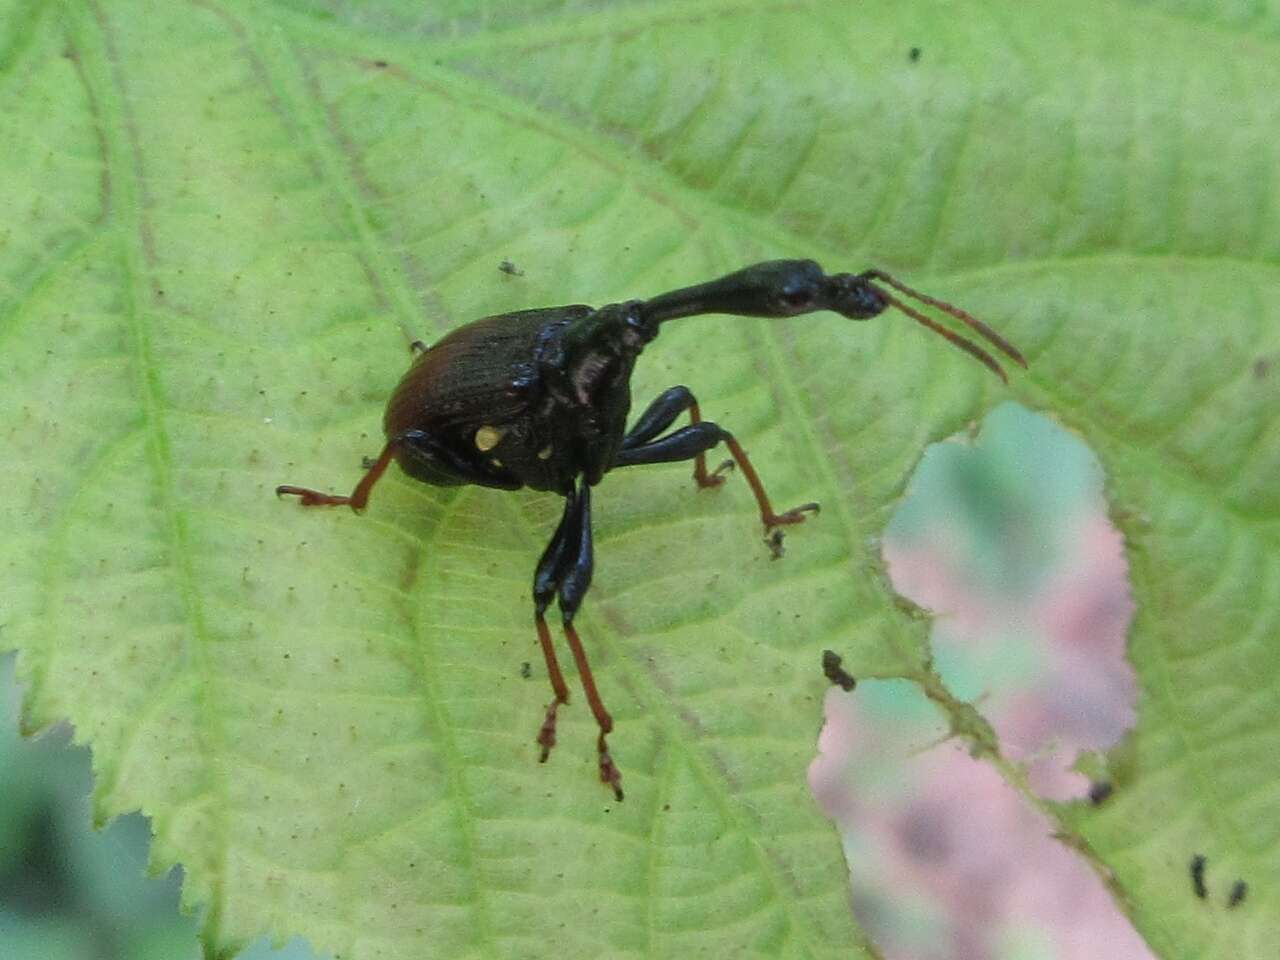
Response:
[821,650,857,692]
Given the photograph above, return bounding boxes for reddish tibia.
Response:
[562,620,623,801]
[686,398,733,489]
[535,611,570,762]
[276,441,398,511]
[721,435,820,532]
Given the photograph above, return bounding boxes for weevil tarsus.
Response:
[276,437,401,510]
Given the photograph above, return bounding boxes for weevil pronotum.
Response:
[276,259,1025,799]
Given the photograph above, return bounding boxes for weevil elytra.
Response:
[276,259,1025,800]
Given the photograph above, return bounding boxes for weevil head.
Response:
[761,263,891,319]
[824,273,890,320]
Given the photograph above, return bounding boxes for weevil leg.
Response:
[563,620,622,800]
[275,438,403,512]
[614,422,819,533]
[532,492,577,761]
[278,429,519,512]
[556,484,623,800]
[623,386,733,488]
[622,386,692,447]
[534,613,569,759]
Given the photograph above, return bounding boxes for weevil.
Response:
[276,259,1025,800]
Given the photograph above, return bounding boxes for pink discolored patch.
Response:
[882,406,1137,799]
[810,404,1147,959]
[811,683,1152,960]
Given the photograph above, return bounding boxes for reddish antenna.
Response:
[864,269,1027,382]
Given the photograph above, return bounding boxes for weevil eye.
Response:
[830,276,888,319]
[853,285,886,315]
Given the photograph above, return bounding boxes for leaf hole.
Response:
[811,402,1145,958]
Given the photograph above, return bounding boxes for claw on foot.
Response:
[765,528,786,560]
[598,733,624,801]
[696,458,734,489]
[763,501,820,529]
[537,700,561,762]
[276,485,351,508]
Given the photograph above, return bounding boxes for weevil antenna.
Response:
[875,289,1009,384]
[863,270,1027,369]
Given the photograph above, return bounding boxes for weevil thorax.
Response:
[545,300,653,408]
[542,300,656,484]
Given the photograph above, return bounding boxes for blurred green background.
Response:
[0,653,322,960]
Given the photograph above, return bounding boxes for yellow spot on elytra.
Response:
[475,425,503,452]
[537,445,553,460]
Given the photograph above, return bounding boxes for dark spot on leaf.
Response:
[1228,879,1247,908]
[766,529,785,559]
[1190,854,1207,899]
[822,650,857,691]
[898,804,949,862]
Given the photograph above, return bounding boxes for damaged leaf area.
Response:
[812,403,1149,958]
[1,1,1278,959]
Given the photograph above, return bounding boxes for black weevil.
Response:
[277,259,1025,799]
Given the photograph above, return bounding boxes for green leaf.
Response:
[1,1,1277,958]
